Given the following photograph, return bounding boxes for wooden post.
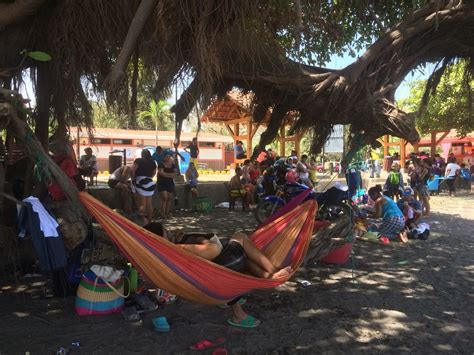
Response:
[400,139,406,169]
[246,116,252,158]
[279,126,286,157]
[413,143,419,153]
[295,132,301,157]
[383,135,389,157]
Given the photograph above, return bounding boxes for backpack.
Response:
[460,168,470,180]
[389,172,400,186]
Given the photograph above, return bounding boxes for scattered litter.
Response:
[297,280,311,288]
[122,306,140,321]
[215,202,230,208]
[271,292,280,299]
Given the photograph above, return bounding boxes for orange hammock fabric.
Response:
[79,192,317,305]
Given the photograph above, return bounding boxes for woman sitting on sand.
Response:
[368,185,407,243]
[144,222,292,328]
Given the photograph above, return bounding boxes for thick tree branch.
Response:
[105,0,159,89]
[0,0,47,31]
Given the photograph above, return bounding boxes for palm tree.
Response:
[138,99,173,144]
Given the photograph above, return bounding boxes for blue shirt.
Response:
[234,145,244,158]
[382,196,403,218]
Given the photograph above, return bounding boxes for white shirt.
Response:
[445,163,460,178]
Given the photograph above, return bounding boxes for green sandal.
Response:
[227,315,261,328]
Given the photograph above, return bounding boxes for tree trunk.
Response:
[35,63,50,149]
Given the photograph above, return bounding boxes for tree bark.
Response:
[35,63,50,149]
[0,0,47,31]
[0,94,89,221]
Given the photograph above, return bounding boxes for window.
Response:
[199,142,215,148]
[113,139,133,145]
[91,138,111,144]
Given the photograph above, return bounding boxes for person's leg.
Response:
[145,196,153,221]
[446,178,454,196]
[137,194,146,217]
[159,190,168,216]
[117,183,132,213]
[164,192,173,216]
[231,232,292,278]
[422,193,430,216]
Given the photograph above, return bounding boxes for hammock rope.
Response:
[79,192,317,304]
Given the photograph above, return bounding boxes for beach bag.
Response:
[389,172,400,186]
[75,266,128,316]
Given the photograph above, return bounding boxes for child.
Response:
[229,167,248,211]
[385,162,403,201]
[185,162,199,197]
[397,188,422,229]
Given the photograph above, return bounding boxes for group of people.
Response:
[369,150,473,243]
[227,150,321,209]
[367,184,425,243]
[106,137,201,223]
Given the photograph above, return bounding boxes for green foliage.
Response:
[137,99,174,131]
[265,0,427,65]
[399,61,474,136]
[20,50,52,62]
[92,101,129,129]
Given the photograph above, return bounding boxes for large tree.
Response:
[399,60,474,136]
[0,0,473,158]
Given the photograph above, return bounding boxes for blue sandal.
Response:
[152,316,170,332]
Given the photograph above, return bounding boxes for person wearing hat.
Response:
[397,187,422,228]
[79,147,98,185]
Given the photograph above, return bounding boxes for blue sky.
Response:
[326,53,434,101]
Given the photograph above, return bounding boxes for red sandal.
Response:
[189,337,226,351]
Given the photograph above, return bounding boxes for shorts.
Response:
[190,157,198,166]
[132,176,156,197]
[417,185,429,197]
[156,180,175,194]
[230,189,247,197]
[213,241,246,272]
[108,179,119,188]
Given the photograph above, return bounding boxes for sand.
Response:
[0,192,473,354]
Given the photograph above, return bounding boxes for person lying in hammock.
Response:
[144,222,292,328]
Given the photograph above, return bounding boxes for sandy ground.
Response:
[0,191,473,354]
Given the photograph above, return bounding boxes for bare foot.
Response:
[399,231,408,243]
[271,266,293,279]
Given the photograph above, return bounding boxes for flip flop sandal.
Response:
[212,347,228,355]
[227,315,261,328]
[152,316,170,332]
[189,337,226,351]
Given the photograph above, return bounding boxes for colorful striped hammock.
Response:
[79,192,317,305]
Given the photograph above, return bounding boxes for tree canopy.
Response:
[0,0,473,158]
[399,60,474,136]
